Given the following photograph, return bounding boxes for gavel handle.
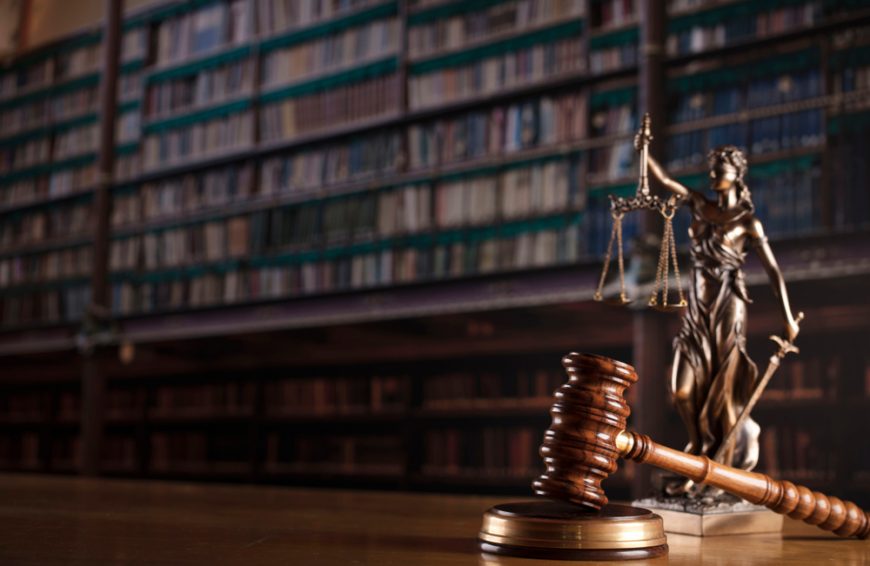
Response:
[617,431,870,539]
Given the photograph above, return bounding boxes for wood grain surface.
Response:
[0,474,867,565]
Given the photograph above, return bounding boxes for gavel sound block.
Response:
[478,353,870,560]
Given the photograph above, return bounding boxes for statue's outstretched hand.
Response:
[782,311,804,345]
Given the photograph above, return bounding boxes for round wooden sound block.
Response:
[479,501,668,561]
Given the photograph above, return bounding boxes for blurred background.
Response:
[0,0,868,507]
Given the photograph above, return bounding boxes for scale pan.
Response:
[650,302,686,313]
[604,297,633,306]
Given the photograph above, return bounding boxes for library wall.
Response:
[0,0,868,503]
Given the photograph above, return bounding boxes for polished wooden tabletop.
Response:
[0,473,867,565]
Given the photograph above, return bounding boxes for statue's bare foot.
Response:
[665,477,695,497]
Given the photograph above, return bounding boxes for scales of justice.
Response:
[477,115,869,560]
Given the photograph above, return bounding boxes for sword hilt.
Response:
[769,311,804,358]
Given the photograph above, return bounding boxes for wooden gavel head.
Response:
[532,352,635,510]
[532,352,870,539]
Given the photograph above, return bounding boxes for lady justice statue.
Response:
[626,122,802,498]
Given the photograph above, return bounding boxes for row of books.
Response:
[1,121,109,177]
[260,74,400,141]
[101,435,137,469]
[144,59,255,120]
[110,160,584,270]
[666,109,825,169]
[57,391,79,421]
[264,376,407,415]
[759,423,834,482]
[0,27,147,116]
[255,0,384,38]
[110,220,250,272]
[112,163,255,227]
[408,91,587,169]
[587,140,634,179]
[0,247,92,288]
[265,433,403,473]
[0,433,40,468]
[590,0,637,30]
[0,285,89,327]
[763,347,841,401]
[151,382,256,416]
[117,110,142,146]
[104,388,145,419]
[0,138,50,175]
[589,98,635,136]
[670,68,822,124]
[408,0,586,59]
[0,60,53,100]
[55,41,101,82]
[834,59,870,94]
[115,152,143,184]
[589,37,638,74]
[110,222,582,314]
[0,84,100,145]
[150,431,248,470]
[408,36,585,109]
[422,368,565,408]
[155,0,254,67]
[0,199,92,249]
[0,27,145,102]
[142,111,254,171]
[53,123,99,161]
[0,391,46,420]
[750,158,823,237]
[260,19,399,88]
[119,72,144,104]
[829,113,870,230]
[51,83,100,122]
[260,130,401,195]
[423,426,541,476]
[667,1,821,56]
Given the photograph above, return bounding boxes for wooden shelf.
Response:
[416,399,553,419]
[265,410,407,424]
[149,461,250,478]
[408,16,585,65]
[0,234,92,259]
[666,8,870,67]
[147,409,255,424]
[0,187,95,217]
[262,462,403,480]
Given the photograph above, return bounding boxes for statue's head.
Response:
[707,145,747,192]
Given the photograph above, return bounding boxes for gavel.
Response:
[532,352,870,539]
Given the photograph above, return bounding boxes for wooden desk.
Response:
[0,474,866,565]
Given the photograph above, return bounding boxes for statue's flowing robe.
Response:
[674,193,759,470]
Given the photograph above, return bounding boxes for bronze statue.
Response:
[638,133,802,496]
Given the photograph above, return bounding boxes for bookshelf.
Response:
[0,0,869,504]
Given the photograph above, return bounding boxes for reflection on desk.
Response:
[0,473,866,565]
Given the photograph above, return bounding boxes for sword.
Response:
[713,311,805,464]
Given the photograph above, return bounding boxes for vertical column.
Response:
[81,0,122,477]
[630,0,670,499]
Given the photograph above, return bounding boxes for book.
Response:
[408,35,585,109]
[260,18,398,89]
[145,58,254,121]
[259,130,401,195]
[112,163,255,227]
[591,0,637,30]
[667,1,821,56]
[408,91,588,170]
[408,0,586,59]
[0,198,91,249]
[142,110,254,170]
[257,0,384,37]
[259,73,399,141]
